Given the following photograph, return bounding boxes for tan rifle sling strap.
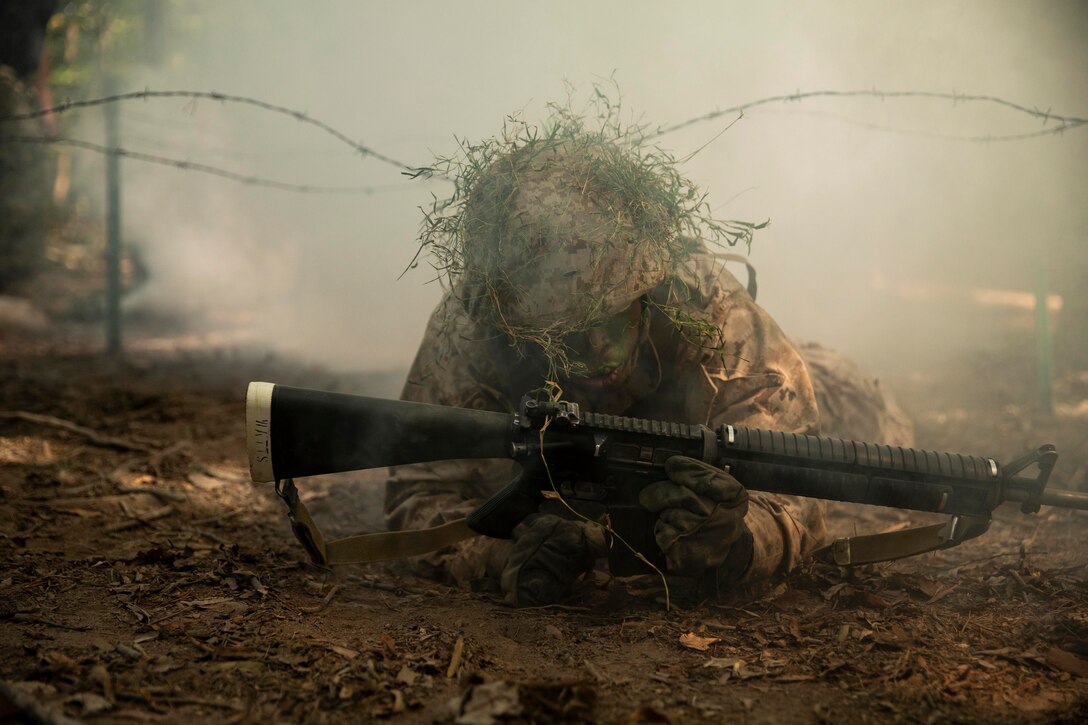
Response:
[277,478,993,569]
[276,478,479,567]
[820,513,993,566]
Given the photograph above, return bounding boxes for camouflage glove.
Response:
[638,456,753,581]
[500,514,594,607]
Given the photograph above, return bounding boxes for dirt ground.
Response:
[2,321,1087,724]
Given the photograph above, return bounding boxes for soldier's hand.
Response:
[500,514,594,607]
[638,456,752,579]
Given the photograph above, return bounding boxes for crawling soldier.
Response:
[386,118,911,606]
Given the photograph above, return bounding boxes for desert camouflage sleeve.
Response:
[656,257,828,587]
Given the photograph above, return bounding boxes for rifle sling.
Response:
[278,478,991,570]
[277,478,479,566]
[824,514,991,566]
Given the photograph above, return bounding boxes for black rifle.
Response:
[246,382,1087,574]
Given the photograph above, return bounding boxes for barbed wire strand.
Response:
[0,89,418,171]
[2,135,419,195]
[4,87,1085,159]
[648,88,1087,140]
[743,106,1086,143]
[2,88,1085,196]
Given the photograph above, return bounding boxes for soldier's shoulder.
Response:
[402,290,512,410]
[649,251,755,327]
[793,339,916,446]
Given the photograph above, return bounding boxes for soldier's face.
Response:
[561,299,644,390]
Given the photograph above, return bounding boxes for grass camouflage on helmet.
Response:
[408,88,766,378]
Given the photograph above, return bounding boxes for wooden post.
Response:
[104,76,122,357]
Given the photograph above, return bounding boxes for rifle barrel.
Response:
[1040,488,1088,511]
[1004,486,1088,511]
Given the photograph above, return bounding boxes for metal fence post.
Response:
[104,76,122,357]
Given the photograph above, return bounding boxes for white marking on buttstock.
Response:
[247,382,276,482]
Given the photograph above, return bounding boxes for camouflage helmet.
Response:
[458,140,681,341]
[413,97,765,375]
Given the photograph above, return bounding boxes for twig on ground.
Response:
[934,551,1021,572]
[114,485,187,503]
[494,603,593,614]
[147,440,190,474]
[109,460,188,502]
[104,505,175,533]
[299,585,340,614]
[180,527,230,546]
[0,411,154,453]
[191,509,246,526]
[447,636,464,678]
[12,613,92,631]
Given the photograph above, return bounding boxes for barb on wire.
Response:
[649,89,1088,140]
[2,135,422,195]
[0,89,422,173]
[747,106,1086,143]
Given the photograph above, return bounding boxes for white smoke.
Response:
[99,0,1085,376]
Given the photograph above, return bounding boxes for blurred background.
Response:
[2,0,1086,400]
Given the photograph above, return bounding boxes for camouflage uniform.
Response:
[794,340,915,448]
[386,137,915,594]
[385,253,829,590]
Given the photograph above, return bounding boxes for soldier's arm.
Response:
[673,262,828,586]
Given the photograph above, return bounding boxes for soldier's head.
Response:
[414,102,760,392]
[457,138,686,391]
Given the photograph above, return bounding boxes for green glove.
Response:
[638,456,752,579]
[500,514,594,607]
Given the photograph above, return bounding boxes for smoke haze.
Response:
[94,0,1087,382]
